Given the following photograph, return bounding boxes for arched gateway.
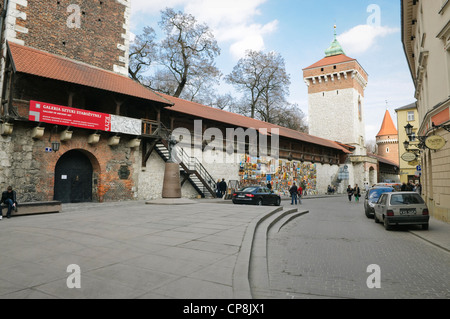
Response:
[54,150,95,203]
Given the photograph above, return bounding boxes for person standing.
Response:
[267,181,272,191]
[353,184,361,203]
[289,183,298,205]
[347,185,353,202]
[1,186,18,219]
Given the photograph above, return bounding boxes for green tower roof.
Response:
[325,26,345,57]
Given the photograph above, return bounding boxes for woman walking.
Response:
[354,184,361,203]
[347,185,353,202]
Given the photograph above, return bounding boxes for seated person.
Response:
[1,186,18,219]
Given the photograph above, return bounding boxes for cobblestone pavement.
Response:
[263,196,450,299]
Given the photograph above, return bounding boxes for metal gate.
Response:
[54,150,93,203]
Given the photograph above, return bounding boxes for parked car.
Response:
[373,183,402,192]
[232,186,281,206]
[364,187,395,218]
[374,192,429,230]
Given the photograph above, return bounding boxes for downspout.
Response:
[0,0,9,118]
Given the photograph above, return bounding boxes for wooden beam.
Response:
[142,139,158,168]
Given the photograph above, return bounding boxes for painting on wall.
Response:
[239,155,318,196]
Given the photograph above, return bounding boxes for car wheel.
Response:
[384,217,392,231]
[422,224,429,230]
[374,213,380,224]
[365,208,372,219]
[275,198,281,206]
[257,198,263,206]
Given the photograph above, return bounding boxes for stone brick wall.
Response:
[309,88,365,150]
[10,0,130,75]
[0,123,140,203]
[304,60,368,97]
[138,151,199,201]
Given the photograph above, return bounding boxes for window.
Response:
[358,100,362,121]
[333,65,337,69]
[386,147,390,153]
[407,111,415,121]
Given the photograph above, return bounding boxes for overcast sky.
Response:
[129,0,416,142]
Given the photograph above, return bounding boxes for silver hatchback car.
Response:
[374,192,429,230]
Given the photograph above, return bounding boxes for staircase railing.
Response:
[159,141,217,198]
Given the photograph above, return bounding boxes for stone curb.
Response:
[232,207,283,299]
[248,209,309,298]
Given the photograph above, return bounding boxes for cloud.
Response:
[129,0,278,60]
[337,24,399,56]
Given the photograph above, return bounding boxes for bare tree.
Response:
[157,8,221,98]
[366,140,378,154]
[129,27,157,85]
[226,50,291,121]
[129,8,221,100]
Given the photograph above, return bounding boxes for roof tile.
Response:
[8,41,172,106]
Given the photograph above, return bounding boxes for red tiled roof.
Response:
[7,41,172,106]
[161,94,351,154]
[369,153,399,167]
[303,54,356,70]
[377,110,398,137]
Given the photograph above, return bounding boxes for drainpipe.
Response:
[0,0,9,117]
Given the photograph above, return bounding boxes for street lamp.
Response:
[404,123,414,137]
[51,141,61,153]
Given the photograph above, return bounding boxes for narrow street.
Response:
[262,196,450,299]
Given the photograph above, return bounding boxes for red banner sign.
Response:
[29,101,111,132]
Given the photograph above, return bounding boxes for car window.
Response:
[378,194,387,205]
[241,187,257,192]
[257,188,265,193]
[390,194,425,205]
[369,188,393,200]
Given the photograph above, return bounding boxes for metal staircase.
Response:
[154,141,217,198]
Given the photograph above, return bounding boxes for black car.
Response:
[364,187,395,218]
[232,186,281,206]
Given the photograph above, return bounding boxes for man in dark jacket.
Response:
[219,179,228,198]
[289,183,298,205]
[1,186,17,219]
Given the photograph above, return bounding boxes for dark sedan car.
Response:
[364,187,394,218]
[232,186,281,206]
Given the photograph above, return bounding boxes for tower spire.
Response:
[325,25,345,57]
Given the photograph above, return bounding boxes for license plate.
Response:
[238,195,245,198]
[400,209,416,215]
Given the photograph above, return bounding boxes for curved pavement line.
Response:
[249,209,310,299]
[232,207,284,299]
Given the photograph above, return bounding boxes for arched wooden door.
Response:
[54,150,93,203]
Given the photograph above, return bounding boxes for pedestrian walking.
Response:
[289,183,298,205]
[353,184,361,203]
[297,184,303,205]
[347,185,353,202]
[219,179,228,198]
[1,186,18,219]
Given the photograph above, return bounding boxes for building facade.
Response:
[0,1,359,204]
[303,28,379,189]
[402,0,450,223]
[395,103,420,185]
